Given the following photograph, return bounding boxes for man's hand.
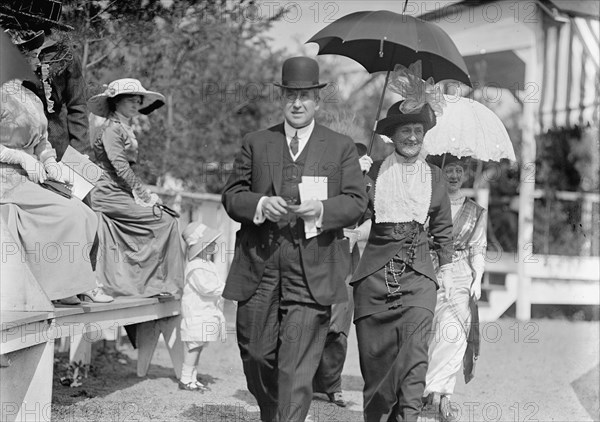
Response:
[262,196,289,222]
[292,199,323,219]
[359,155,373,173]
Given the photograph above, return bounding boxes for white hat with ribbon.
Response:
[182,222,222,261]
[87,78,165,118]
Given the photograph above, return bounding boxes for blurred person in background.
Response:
[423,155,486,422]
[0,0,91,160]
[313,142,372,408]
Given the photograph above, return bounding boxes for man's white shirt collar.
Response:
[284,119,315,160]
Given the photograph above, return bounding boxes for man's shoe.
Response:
[326,391,347,407]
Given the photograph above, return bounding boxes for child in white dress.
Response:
[179,222,227,391]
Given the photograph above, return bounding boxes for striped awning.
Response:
[539,17,599,132]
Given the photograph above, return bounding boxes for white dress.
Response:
[180,258,226,345]
[424,197,486,396]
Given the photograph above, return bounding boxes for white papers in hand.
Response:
[298,176,327,239]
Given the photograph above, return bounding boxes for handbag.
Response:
[40,180,72,199]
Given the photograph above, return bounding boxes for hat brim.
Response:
[273,82,328,90]
[87,90,166,118]
[0,8,74,31]
[12,30,45,51]
[187,231,222,261]
[375,113,436,136]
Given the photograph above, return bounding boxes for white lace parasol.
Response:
[423,94,517,162]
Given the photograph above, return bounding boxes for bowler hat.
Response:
[375,100,436,137]
[182,222,222,261]
[274,57,327,90]
[0,0,73,31]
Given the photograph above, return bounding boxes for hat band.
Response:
[280,80,322,88]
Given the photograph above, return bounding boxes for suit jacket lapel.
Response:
[303,124,328,178]
[266,124,284,195]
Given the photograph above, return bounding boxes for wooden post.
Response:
[581,195,593,256]
[516,23,542,321]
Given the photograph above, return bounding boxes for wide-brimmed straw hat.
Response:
[0,0,74,31]
[375,100,437,137]
[273,57,327,90]
[87,78,165,118]
[182,222,222,261]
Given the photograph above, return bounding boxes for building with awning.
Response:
[420,0,599,320]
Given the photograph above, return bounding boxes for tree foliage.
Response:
[62,0,286,192]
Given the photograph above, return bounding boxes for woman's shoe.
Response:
[79,286,114,303]
[178,380,205,392]
[56,295,81,305]
[193,380,210,391]
[440,395,459,422]
[326,391,347,407]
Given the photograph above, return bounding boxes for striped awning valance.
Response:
[539,17,599,132]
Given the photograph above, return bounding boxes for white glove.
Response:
[359,155,373,173]
[43,157,74,184]
[21,152,47,184]
[0,147,47,183]
[471,274,482,301]
[437,263,454,300]
[133,188,161,207]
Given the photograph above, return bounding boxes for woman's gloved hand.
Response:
[437,263,454,300]
[21,152,48,184]
[471,273,482,301]
[134,188,161,207]
[43,157,74,184]
[359,155,373,173]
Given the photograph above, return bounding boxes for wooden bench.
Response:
[1,298,183,422]
[0,222,183,422]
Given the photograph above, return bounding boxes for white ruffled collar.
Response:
[374,153,432,224]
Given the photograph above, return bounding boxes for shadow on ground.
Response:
[571,363,600,421]
[182,403,260,421]
[52,341,175,409]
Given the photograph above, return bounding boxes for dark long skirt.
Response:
[354,266,436,422]
[90,174,184,297]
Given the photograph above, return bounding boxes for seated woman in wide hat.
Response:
[87,79,184,298]
[351,99,454,422]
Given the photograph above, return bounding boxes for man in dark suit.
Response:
[222,56,368,422]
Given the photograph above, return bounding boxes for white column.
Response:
[516,26,543,321]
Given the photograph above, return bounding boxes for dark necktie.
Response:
[290,131,299,156]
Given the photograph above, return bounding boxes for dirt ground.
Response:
[51,311,599,422]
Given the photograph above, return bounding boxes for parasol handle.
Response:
[367,69,391,156]
[403,0,408,13]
